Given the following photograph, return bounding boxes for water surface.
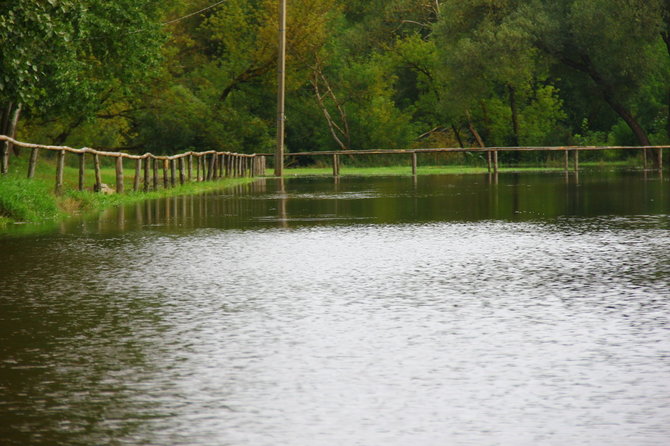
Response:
[1,170,669,445]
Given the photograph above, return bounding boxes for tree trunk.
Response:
[451,124,465,148]
[54,114,86,146]
[1,102,12,133]
[311,66,351,151]
[466,111,486,148]
[553,52,657,166]
[8,104,22,156]
[1,103,12,173]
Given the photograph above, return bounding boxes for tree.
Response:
[0,0,165,170]
[130,0,337,154]
[430,0,569,162]
[524,0,668,164]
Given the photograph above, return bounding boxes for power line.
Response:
[162,0,228,26]
[82,0,228,39]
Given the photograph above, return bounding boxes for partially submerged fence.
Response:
[0,135,266,194]
[1,135,666,189]
[260,145,667,177]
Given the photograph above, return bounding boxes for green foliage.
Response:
[518,85,567,145]
[0,0,165,113]
[1,0,669,163]
[135,85,223,153]
[523,0,669,146]
[340,56,417,149]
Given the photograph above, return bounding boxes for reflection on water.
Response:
[1,170,669,446]
[41,169,667,235]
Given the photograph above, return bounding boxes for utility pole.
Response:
[275,0,286,177]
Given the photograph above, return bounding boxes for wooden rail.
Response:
[0,135,266,194]
[258,144,667,176]
[2,135,665,187]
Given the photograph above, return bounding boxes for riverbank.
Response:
[0,153,256,226]
[0,154,642,227]
[280,160,639,177]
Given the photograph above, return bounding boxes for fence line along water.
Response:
[259,144,667,177]
[2,135,667,189]
[0,135,267,194]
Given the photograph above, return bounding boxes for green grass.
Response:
[0,150,255,226]
[0,175,62,222]
[279,160,639,177]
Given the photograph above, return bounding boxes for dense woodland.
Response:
[1,0,670,165]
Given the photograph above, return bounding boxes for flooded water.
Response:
[1,170,669,445]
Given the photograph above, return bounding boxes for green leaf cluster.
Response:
[2,0,669,164]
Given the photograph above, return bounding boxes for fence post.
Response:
[152,157,159,190]
[55,150,65,195]
[332,154,340,177]
[564,149,569,172]
[78,153,86,191]
[493,150,499,173]
[217,153,224,178]
[207,152,216,181]
[187,154,193,181]
[204,154,210,180]
[411,152,417,176]
[115,156,124,194]
[170,158,176,187]
[162,159,169,188]
[27,148,39,179]
[208,153,216,180]
[574,149,579,171]
[94,153,102,192]
[179,157,185,185]
[133,158,141,192]
[144,156,150,192]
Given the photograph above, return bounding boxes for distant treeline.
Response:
[1,0,669,164]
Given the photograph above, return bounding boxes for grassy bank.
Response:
[0,151,255,226]
[280,160,638,177]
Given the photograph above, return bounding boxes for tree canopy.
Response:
[1,0,668,163]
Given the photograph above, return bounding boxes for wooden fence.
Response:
[260,144,667,177]
[1,135,666,189]
[0,135,266,194]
